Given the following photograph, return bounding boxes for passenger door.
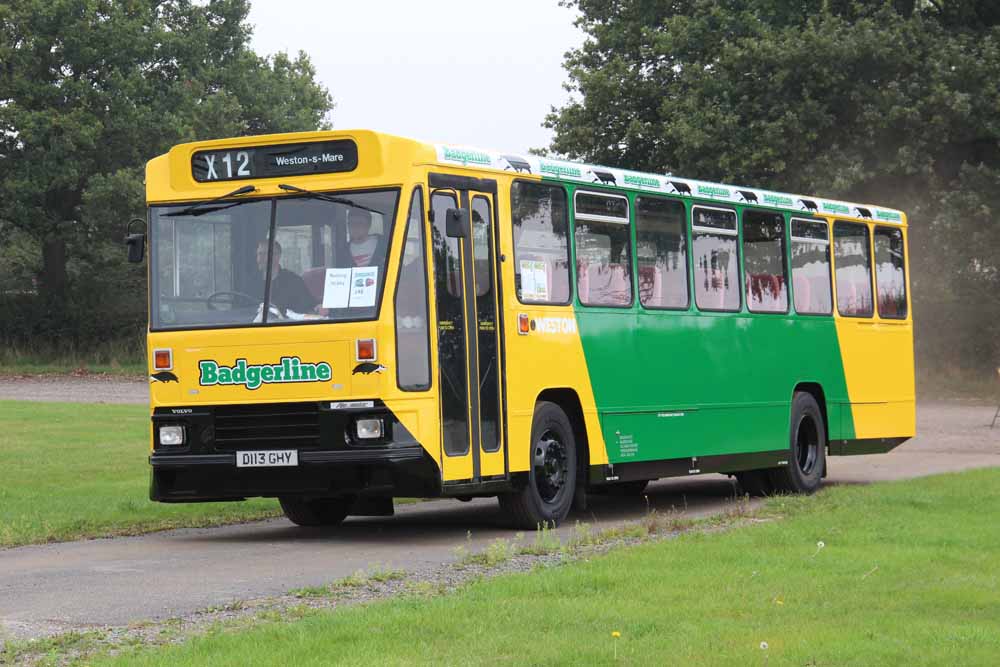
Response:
[428,175,506,485]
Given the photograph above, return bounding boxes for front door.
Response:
[429,180,506,484]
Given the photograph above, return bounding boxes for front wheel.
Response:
[279,496,352,526]
[769,392,826,494]
[498,401,577,529]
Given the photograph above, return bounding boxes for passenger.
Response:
[256,240,318,316]
[348,209,379,266]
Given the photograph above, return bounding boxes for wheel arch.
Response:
[536,387,590,487]
[793,381,829,442]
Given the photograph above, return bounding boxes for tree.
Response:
[547,0,1000,374]
[0,0,333,308]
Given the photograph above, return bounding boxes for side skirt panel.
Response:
[828,437,909,456]
[588,448,789,486]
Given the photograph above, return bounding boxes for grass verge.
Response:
[0,401,280,549]
[87,467,1000,666]
[0,339,145,378]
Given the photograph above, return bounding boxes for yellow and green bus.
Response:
[131,129,914,528]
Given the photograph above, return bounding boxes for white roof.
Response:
[434,144,904,224]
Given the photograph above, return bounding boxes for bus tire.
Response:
[769,391,826,494]
[735,470,774,497]
[279,496,352,527]
[499,401,577,529]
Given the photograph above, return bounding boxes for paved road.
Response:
[0,375,148,404]
[0,401,997,640]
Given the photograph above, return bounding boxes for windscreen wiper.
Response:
[165,184,258,217]
[278,183,382,215]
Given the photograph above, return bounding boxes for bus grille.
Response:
[213,402,321,451]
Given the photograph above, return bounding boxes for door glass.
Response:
[431,192,469,456]
[472,196,501,454]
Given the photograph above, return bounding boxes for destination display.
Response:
[191,140,358,182]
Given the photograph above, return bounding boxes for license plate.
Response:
[236,450,298,468]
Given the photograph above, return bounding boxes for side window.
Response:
[874,226,907,319]
[574,191,632,307]
[636,196,688,309]
[790,219,832,315]
[691,206,740,311]
[395,187,431,391]
[511,181,571,304]
[833,221,873,317]
[742,211,788,313]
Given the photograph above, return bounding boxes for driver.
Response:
[256,240,318,316]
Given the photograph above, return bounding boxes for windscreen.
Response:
[150,189,399,329]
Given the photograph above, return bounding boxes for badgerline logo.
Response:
[199,357,332,391]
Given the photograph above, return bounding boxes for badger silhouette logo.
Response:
[799,199,819,213]
[501,155,532,173]
[150,371,179,383]
[352,362,387,375]
[668,181,692,195]
[737,190,759,204]
[589,169,617,185]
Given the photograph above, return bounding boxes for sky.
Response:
[247,1,585,155]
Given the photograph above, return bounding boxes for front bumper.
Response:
[149,400,441,502]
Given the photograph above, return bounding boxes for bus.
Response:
[129,129,915,529]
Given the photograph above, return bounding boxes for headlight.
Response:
[356,418,383,440]
[159,425,185,446]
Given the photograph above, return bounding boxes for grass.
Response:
[89,467,1000,666]
[0,401,280,548]
[0,338,145,377]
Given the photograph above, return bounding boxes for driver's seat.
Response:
[302,267,327,303]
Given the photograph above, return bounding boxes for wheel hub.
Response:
[533,431,568,503]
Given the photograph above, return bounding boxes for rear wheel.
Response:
[279,496,352,526]
[769,392,826,494]
[498,401,577,529]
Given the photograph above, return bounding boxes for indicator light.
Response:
[356,338,377,361]
[153,348,173,370]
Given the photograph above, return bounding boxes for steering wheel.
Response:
[205,291,258,310]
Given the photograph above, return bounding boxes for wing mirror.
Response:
[125,218,146,263]
[445,208,469,238]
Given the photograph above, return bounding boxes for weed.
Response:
[291,585,332,599]
[517,521,561,556]
[462,538,518,567]
[367,565,406,583]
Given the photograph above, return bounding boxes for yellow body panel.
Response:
[830,221,916,439]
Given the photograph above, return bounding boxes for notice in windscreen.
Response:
[323,266,378,308]
[323,266,378,309]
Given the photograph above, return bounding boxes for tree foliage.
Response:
[0,0,333,326]
[548,0,1000,374]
